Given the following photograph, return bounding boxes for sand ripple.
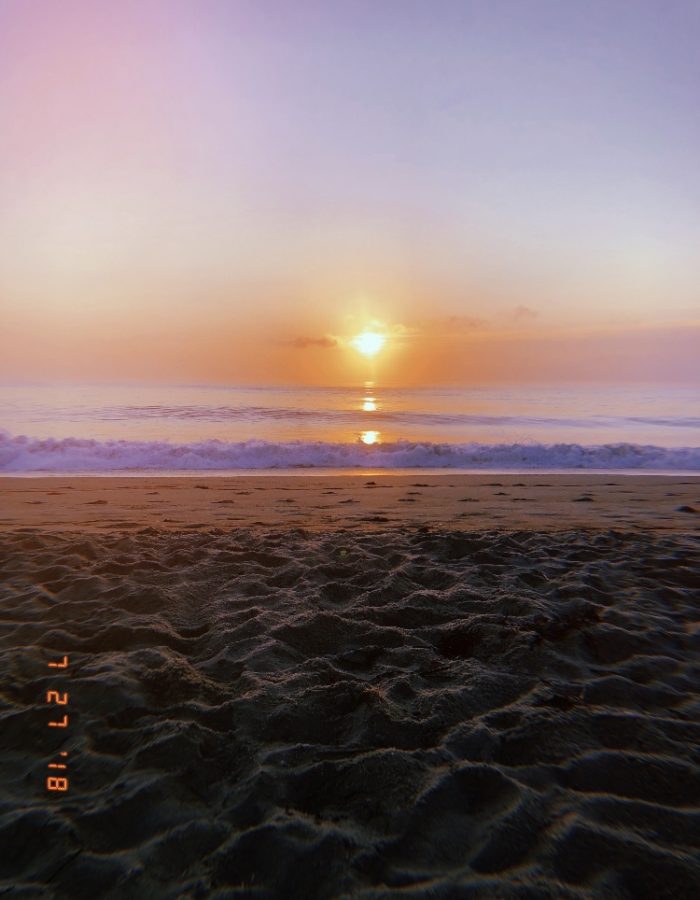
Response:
[1,527,699,898]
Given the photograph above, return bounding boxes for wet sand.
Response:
[1,473,700,533]
[1,475,699,897]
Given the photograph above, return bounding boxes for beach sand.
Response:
[1,474,700,534]
[1,475,699,897]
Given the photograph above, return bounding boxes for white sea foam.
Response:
[1,431,699,472]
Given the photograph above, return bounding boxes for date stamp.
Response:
[46,654,70,793]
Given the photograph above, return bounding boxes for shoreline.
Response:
[0,466,700,478]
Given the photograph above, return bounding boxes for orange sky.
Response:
[3,298,699,386]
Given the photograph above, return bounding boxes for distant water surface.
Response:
[1,383,698,472]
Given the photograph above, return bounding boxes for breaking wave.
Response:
[1,431,699,472]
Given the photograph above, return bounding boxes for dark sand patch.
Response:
[1,526,699,896]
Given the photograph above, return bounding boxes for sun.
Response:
[351,331,386,357]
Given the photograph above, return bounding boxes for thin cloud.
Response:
[511,305,538,322]
[442,315,488,331]
[282,335,339,349]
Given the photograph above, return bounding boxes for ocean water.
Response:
[0,382,699,473]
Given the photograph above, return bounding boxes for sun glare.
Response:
[361,430,380,445]
[352,331,385,357]
[362,397,377,411]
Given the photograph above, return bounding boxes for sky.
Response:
[1,0,699,386]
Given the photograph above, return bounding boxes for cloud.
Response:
[282,335,339,349]
[440,315,487,332]
[511,305,538,322]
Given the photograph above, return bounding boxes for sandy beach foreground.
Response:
[1,476,699,897]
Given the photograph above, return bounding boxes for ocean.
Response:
[1,382,699,473]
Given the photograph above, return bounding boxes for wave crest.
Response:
[1,432,699,472]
